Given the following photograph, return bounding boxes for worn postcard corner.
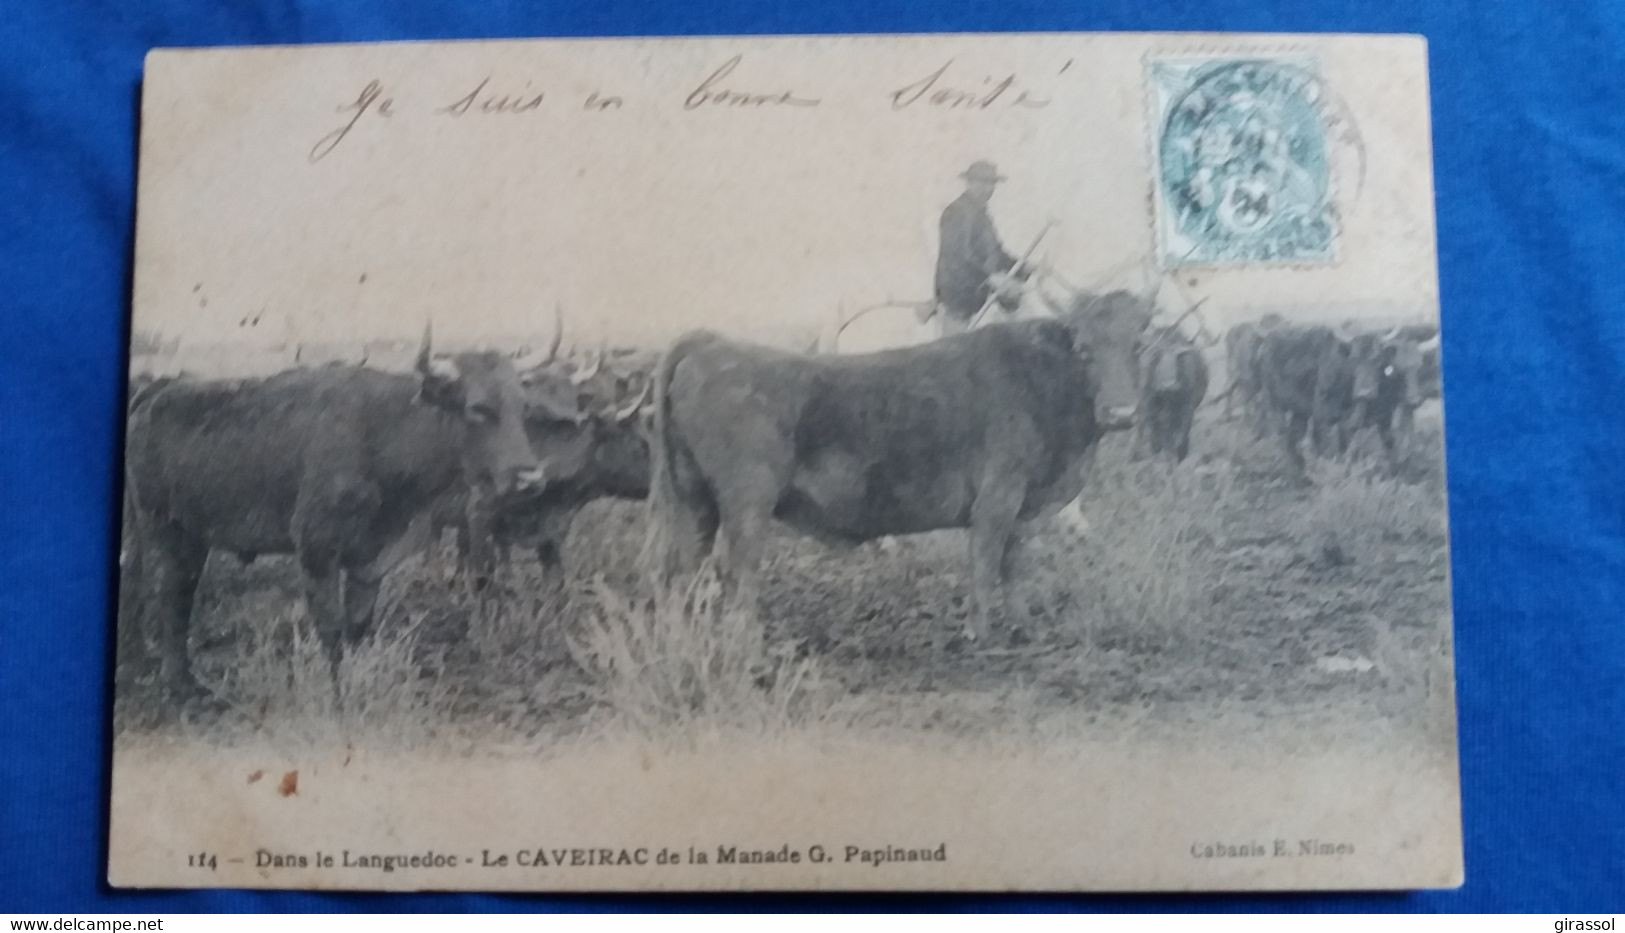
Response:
[111,31,1461,893]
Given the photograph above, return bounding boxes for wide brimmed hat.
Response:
[960,160,1006,183]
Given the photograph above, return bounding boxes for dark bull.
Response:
[497,355,655,575]
[644,291,1151,641]
[1340,328,1437,464]
[1137,325,1210,463]
[436,342,657,587]
[1256,322,1437,476]
[123,327,543,700]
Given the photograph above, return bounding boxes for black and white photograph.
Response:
[108,33,1461,891]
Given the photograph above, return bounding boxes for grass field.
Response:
[114,403,1455,756]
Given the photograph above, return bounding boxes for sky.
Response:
[132,33,1439,361]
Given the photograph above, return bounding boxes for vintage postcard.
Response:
[110,32,1461,891]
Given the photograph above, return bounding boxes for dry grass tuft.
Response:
[205,607,457,752]
[1047,442,1236,652]
[1296,458,1446,562]
[564,563,836,740]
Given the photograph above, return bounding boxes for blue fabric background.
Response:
[2,0,1621,914]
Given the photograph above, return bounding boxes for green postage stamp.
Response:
[1149,56,1341,267]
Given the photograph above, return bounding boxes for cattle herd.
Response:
[1225,315,1441,476]
[117,293,1442,714]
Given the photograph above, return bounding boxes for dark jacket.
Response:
[935,192,1016,319]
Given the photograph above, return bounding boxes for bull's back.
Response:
[127,369,416,552]
[1227,326,1261,388]
[1259,327,1328,415]
[665,323,1094,538]
[787,362,989,535]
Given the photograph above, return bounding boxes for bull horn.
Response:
[546,304,564,363]
[1383,325,1401,341]
[1416,334,1440,353]
[511,343,550,372]
[571,340,605,385]
[614,380,653,422]
[417,322,459,381]
[416,322,433,374]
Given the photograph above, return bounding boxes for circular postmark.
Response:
[1156,59,1358,266]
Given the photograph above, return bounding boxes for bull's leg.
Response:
[1308,415,1330,459]
[463,488,498,592]
[115,514,154,684]
[1375,417,1399,474]
[341,506,435,669]
[1151,402,1173,460]
[1001,523,1051,646]
[1248,394,1269,440]
[1393,404,1416,463]
[342,572,382,646]
[537,540,562,573]
[1052,441,1099,536]
[291,483,346,674]
[716,486,776,618]
[1344,404,1366,459]
[489,539,514,592]
[450,522,471,584]
[295,529,349,682]
[1152,398,1174,459]
[115,574,150,683]
[325,571,381,710]
[967,476,1026,642]
[1313,413,1348,461]
[144,522,208,702]
[536,539,562,585]
[300,565,345,681]
[289,462,381,683]
[1282,410,1310,479]
[653,491,719,590]
[1174,406,1195,463]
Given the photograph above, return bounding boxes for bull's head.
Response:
[1348,333,1386,403]
[518,347,658,499]
[1065,289,1154,431]
[1140,326,1192,395]
[518,363,597,494]
[587,376,657,496]
[508,310,602,495]
[1385,327,1436,408]
[415,324,545,496]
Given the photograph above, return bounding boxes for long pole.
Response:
[968,221,1054,329]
